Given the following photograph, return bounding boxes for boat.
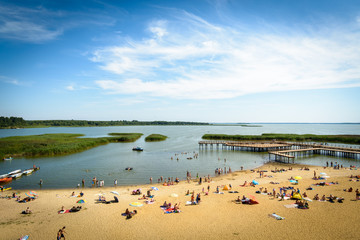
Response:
[3,157,12,161]
[125,167,133,171]
[10,173,23,179]
[0,187,12,191]
[8,169,21,175]
[0,177,13,183]
[22,169,34,175]
[132,147,143,151]
[0,174,9,179]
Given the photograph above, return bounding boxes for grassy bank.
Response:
[145,134,168,142]
[0,133,143,159]
[202,133,360,144]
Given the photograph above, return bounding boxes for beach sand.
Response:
[1,162,360,240]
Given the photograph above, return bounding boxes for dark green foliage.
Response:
[0,133,143,159]
[145,134,168,142]
[107,133,143,142]
[202,133,360,144]
[0,116,210,128]
[0,116,26,128]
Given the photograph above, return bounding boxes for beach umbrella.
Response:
[252,180,259,185]
[77,199,86,203]
[170,193,179,198]
[152,187,159,191]
[294,176,302,180]
[129,202,143,207]
[111,191,119,195]
[29,191,38,196]
[25,192,34,197]
[289,180,297,183]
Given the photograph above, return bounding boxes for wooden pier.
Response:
[199,140,360,163]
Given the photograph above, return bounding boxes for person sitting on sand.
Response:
[22,207,32,214]
[71,192,75,197]
[303,192,308,198]
[139,194,148,200]
[173,203,181,212]
[186,190,190,195]
[321,195,326,201]
[313,194,320,200]
[235,196,241,203]
[348,187,353,192]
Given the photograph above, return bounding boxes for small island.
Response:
[145,134,168,142]
[0,133,143,159]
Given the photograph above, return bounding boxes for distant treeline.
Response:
[0,116,209,128]
[202,133,360,144]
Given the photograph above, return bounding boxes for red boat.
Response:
[0,177,12,183]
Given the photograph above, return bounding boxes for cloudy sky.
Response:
[1,0,359,122]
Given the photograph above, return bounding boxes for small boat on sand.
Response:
[8,169,21,175]
[132,147,143,151]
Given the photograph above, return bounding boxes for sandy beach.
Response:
[1,162,360,240]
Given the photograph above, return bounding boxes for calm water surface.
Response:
[1,124,359,189]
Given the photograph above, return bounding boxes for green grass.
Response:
[145,134,168,142]
[202,133,360,144]
[0,133,143,159]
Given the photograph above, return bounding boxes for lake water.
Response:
[1,124,360,189]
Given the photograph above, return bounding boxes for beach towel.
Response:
[185,201,197,206]
[58,209,71,214]
[213,192,224,194]
[269,213,285,220]
[229,191,239,193]
[284,204,298,208]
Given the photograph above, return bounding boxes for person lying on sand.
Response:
[131,189,141,195]
[240,181,248,187]
[125,208,137,219]
[70,206,81,212]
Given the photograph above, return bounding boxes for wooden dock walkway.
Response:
[199,140,360,163]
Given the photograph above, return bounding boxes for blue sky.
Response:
[0,0,359,123]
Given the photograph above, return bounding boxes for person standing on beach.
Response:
[150,177,152,184]
[57,226,66,240]
[82,179,85,187]
[114,179,117,187]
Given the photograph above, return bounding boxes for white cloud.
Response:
[66,85,75,91]
[92,11,360,100]
[0,75,24,86]
[0,5,64,42]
